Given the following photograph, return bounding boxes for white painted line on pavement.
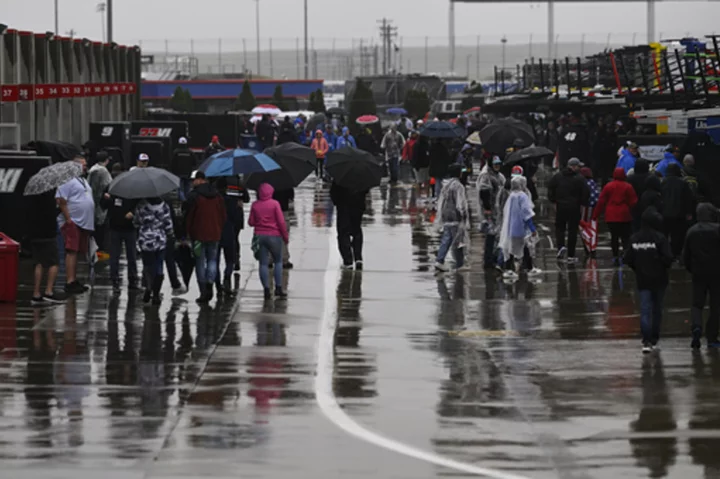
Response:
[314,234,533,479]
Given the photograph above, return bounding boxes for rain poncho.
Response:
[498,176,536,262]
[475,164,506,233]
[435,177,470,248]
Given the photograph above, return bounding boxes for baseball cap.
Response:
[628,142,638,149]
[492,156,502,165]
[211,135,219,143]
[179,137,188,145]
[137,153,149,162]
[568,158,583,167]
[190,170,206,180]
[511,165,524,177]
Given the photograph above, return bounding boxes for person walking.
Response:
[616,142,639,174]
[331,182,368,270]
[185,171,227,304]
[87,151,112,253]
[547,158,589,263]
[683,203,720,349]
[476,156,506,269]
[412,135,431,198]
[310,130,329,177]
[335,127,356,149]
[102,167,139,293]
[655,145,683,178]
[134,197,174,305]
[624,208,673,353]
[434,164,469,272]
[29,190,65,305]
[628,158,651,232]
[248,183,289,300]
[172,137,196,201]
[215,178,244,295]
[381,124,406,184]
[580,167,600,257]
[661,163,695,259]
[56,155,94,294]
[637,175,664,220]
[682,154,712,207]
[498,175,539,281]
[593,167,638,266]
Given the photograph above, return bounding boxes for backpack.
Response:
[685,175,700,200]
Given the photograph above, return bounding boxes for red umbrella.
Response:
[356,115,379,125]
[464,106,481,115]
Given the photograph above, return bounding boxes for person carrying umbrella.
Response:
[248,183,289,300]
[336,127,356,149]
[131,152,150,170]
[185,171,227,303]
[134,196,174,305]
[87,151,112,253]
[381,124,406,185]
[434,164,469,273]
[476,156,506,269]
[29,187,67,305]
[310,130,329,177]
[331,182,368,271]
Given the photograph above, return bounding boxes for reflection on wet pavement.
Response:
[3,172,720,478]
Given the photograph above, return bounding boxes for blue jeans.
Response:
[436,225,464,268]
[639,287,666,345]
[388,156,399,183]
[195,241,219,288]
[141,249,165,284]
[257,235,283,290]
[110,229,138,285]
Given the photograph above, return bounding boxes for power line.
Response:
[377,18,398,76]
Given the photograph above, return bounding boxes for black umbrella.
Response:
[27,140,82,163]
[175,243,195,286]
[419,121,465,139]
[108,166,180,199]
[326,147,384,192]
[245,143,317,190]
[505,146,554,166]
[307,113,327,131]
[479,118,535,154]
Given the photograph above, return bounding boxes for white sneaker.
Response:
[527,267,543,277]
[566,257,579,264]
[435,262,449,272]
[502,270,519,280]
[341,264,354,270]
[172,286,188,296]
[556,246,567,260]
[642,345,652,354]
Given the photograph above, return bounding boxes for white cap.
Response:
[178,137,188,145]
[416,119,424,125]
[138,153,150,162]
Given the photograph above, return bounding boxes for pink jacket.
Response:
[248,183,289,243]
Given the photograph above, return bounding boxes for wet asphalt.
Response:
[1,169,719,479]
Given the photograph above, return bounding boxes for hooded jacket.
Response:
[661,163,695,220]
[683,203,720,279]
[637,175,664,220]
[134,199,174,252]
[628,158,650,201]
[655,152,682,178]
[683,165,713,205]
[185,182,227,242]
[412,137,431,169]
[593,168,638,223]
[172,145,196,178]
[547,167,589,211]
[624,208,673,289]
[335,128,357,149]
[248,183,289,243]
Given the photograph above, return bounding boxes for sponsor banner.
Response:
[0,82,137,102]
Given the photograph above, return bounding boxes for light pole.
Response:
[255,0,261,75]
[304,0,309,79]
[96,3,106,42]
[54,0,59,35]
[501,36,507,72]
[107,0,113,43]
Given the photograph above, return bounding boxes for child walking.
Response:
[624,208,673,353]
[134,197,174,305]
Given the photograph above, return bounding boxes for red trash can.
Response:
[0,233,19,302]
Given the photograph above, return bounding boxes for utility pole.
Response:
[107,0,113,43]
[304,0,309,79]
[55,0,59,35]
[255,0,261,75]
[377,18,398,76]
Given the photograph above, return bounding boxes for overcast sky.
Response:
[2,0,718,49]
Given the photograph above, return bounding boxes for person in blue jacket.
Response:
[323,124,337,152]
[616,142,639,174]
[335,127,356,149]
[655,145,683,177]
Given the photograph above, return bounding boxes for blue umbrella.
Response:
[198,148,281,177]
[386,107,408,115]
[419,121,465,139]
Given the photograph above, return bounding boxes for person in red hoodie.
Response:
[593,167,638,266]
[185,171,227,303]
[248,183,289,300]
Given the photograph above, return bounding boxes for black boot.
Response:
[152,275,164,305]
[274,287,288,299]
[196,283,209,304]
[263,288,272,300]
[143,275,152,304]
[206,282,215,302]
